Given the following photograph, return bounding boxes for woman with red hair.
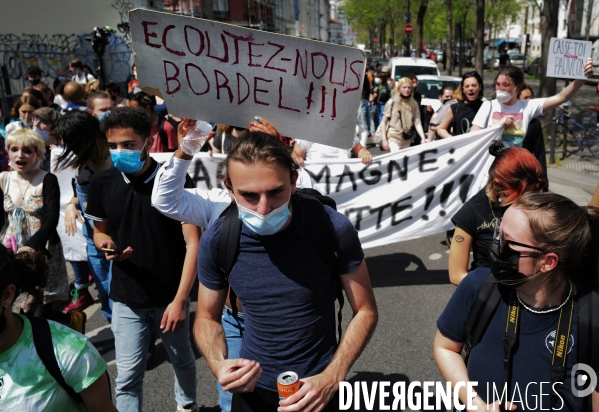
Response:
[448,140,546,285]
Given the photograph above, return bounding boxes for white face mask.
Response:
[496,90,513,104]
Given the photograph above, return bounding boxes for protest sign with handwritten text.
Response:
[129,9,365,149]
[547,37,592,80]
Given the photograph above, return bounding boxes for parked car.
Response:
[527,57,541,75]
[509,54,527,69]
[484,50,496,69]
[416,75,462,112]
[494,54,527,69]
[390,57,441,79]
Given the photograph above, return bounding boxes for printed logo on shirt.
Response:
[545,330,574,354]
[477,217,498,231]
[491,112,525,144]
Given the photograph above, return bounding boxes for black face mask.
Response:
[0,305,7,335]
[488,238,529,285]
[29,78,41,86]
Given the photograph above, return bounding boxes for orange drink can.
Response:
[277,371,300,401]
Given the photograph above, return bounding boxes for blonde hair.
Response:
[393,77,418,130]
[6,128,46,165]
[85,80,100,96]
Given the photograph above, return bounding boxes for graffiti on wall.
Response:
[0,32,133,92]
[112,0,134,45]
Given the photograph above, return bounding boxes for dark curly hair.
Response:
[100,106,152,140]
[0,245,48,301]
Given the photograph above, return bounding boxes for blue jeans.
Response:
[69,260,91,289]
[112,301,197,412]
[77,183,113,321]
[217,307,245,412]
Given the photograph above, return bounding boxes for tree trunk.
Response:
[446,0,453,75]
[586,0,594,40]
[475,0,484,74]
[417,0,429,57]
[539,0,558,98]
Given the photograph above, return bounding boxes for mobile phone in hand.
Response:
[100,247,122,255]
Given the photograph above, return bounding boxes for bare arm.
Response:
[292,142,307,167]
[194,283,262,392]
[160,224,201,333]
[413,109,426,142]
[351,143,373,164]
[543,58,593,112]
[279,260,378,411]
[590,182,599,208]
[92,220,133,261]
[436,107,455,139]
[448,227,473,286]
[80,373,118,412]
[592,390,599,412]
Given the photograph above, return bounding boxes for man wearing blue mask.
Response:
[87,90,113,122]
[153,122,378,412]
[84,106,200,412]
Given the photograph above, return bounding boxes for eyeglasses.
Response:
[493,221,546,257]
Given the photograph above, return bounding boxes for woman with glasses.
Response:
[436,71,484,139]
[435,191,599,411]
[470,60,593,147]
[448,140,545,286]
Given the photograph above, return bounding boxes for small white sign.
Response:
[129,9,366,149]
[547,37,592,80]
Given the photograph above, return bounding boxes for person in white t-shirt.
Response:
[69,59,95,85]
[471,59,593,147]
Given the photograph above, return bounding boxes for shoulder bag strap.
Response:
[29,316,83,403]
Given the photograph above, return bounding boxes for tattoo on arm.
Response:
[454,235,465,242]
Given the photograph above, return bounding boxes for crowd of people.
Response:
[0,55,597,412]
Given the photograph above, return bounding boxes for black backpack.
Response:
[217,188,345,342]
[28,316,111,404]
[463,273,599,410]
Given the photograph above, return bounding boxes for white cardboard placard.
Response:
[129,9,365,149]
[546,37,592,80]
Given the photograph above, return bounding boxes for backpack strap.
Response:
[157,116,169,148]
[462,273,503,363]
[295,192,343,344]
[577,287,599,412]
[28,316,83,403]
[217,202,242,319]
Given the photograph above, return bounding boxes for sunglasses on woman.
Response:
[493,220,546,257]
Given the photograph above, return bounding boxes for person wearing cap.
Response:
[32,108,60,171]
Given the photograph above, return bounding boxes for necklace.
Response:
[15,172,34,206]
[516,280,573,314]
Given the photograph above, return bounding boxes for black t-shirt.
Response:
[451,99,484,136]
[84,159,194,308]
[451,188,504,270]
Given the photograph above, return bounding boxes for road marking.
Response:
[429,253,442,260]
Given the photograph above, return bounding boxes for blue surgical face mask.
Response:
[57,76,65,81]
[20,117,33,128]
[236,193,291,236]
[97,111,110,121]
[34,127,51,142]
[110,140,147,174]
